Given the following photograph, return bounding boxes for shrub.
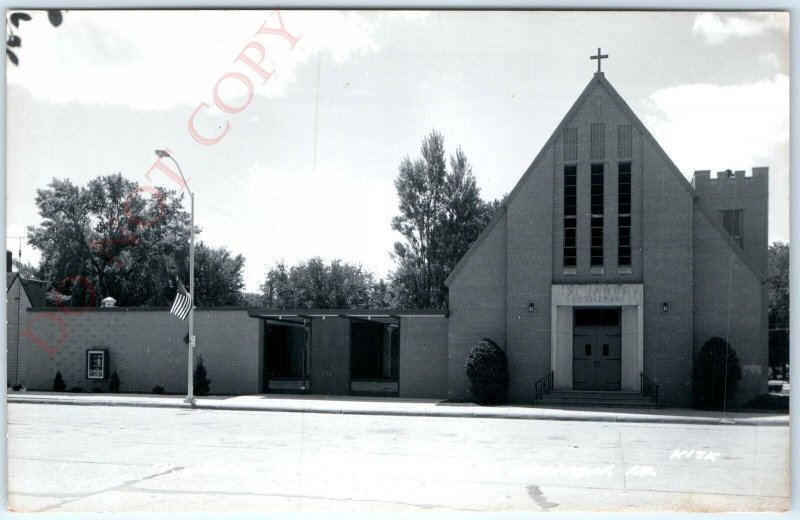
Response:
[69,386,84,393]
[109,370,121,393]
[465,338,509,404]
[152,385,166,394]
[11,383,22,391]
[746,393,789,410]
[53,371,67,392]
[193,356,211,396]
[692,337,742,410]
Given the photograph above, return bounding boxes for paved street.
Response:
[7,403,789,512]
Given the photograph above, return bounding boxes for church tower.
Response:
[692,168,769,275]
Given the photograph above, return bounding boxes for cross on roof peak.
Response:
[590,47,609,73]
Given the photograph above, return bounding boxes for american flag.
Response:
[170,279,192,320]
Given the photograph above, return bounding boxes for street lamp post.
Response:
[155,149,195,406]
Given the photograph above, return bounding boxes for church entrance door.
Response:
[572,308,621,391]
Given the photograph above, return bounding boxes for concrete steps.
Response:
[537,390,659,409]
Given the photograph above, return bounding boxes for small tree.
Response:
[193,356,211,396]
[692,337,743,410]
[109,370,121,393]
[465,338,509,404]
[52,371,67,392]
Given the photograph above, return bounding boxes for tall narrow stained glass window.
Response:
[563,165,577,267]
[618,162,632,267]
[590,163,604,267]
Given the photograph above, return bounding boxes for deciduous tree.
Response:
[390,130,502,309]
[260,257,392,309]
[179,242,246,306]
[26,174,250,307]
[768,241,790,377]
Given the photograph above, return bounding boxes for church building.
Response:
[445,60,768,407]
[8,55,769,408]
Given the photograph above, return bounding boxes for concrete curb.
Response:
[6,395,789,427]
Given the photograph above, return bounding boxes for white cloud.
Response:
[7,10,379,110]
[643,74,790,242]
[644,74,788,172]
[693,12,788,46]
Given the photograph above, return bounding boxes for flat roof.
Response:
[248,309,446,319]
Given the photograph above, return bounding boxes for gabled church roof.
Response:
[445,72,766,287]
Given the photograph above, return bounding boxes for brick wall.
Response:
[446,212,507,400]
[19,307,260,394]
[399,316,448,399]
[693,206,768,405]
[503,145,553,403]
[640,138,695,407]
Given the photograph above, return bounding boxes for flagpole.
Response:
[155,150,196,406]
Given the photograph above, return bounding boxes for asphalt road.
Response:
[6,403,789,513]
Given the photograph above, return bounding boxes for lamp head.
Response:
[155,149,171,159]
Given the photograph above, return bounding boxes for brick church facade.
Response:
[8,70,768,408]
[445,71,768,406]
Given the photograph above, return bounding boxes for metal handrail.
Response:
[534,371,554,401]
[640,372,659,406]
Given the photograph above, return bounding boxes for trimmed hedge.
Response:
[746,393,789,410]
[465,338,509,404]
[692,336,742,410]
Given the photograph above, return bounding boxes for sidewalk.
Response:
[6,391,789,426]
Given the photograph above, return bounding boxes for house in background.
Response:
[6,251,48,388]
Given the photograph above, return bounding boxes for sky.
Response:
[5,10,790,293]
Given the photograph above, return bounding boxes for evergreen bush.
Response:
[109,370,121,393]
[193,356,211,396]
[465,338,509,404]
[692,336,742,410]
[53,371,67,392]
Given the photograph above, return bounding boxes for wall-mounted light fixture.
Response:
[529,303,535,313]
[662,302,669,313]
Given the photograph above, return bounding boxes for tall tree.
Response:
[179,242,246,306]
[27,174,201,307]
[390,130,501,309]
[768,241,790,377]
[12,258,42,280]
[260,257,392,309]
